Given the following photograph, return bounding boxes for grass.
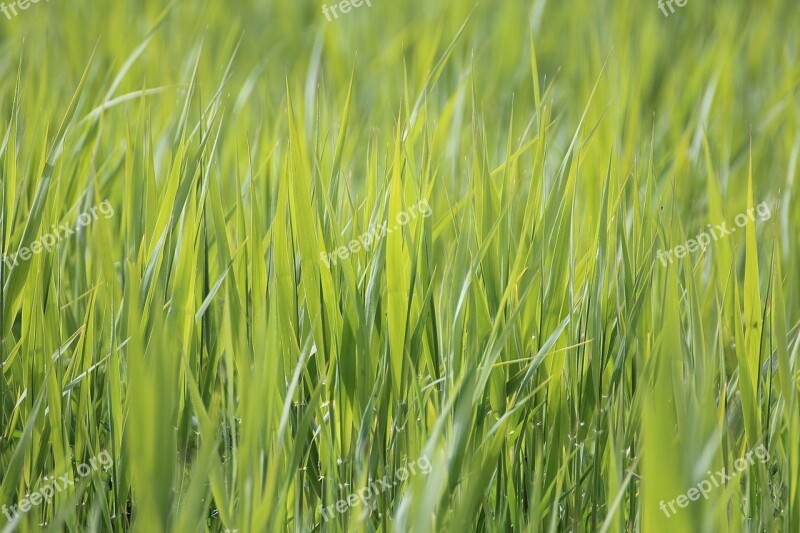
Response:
[0,0,799,531]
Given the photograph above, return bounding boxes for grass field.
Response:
[0,0,799,531]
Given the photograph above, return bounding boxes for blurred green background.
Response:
[0,0,798,531]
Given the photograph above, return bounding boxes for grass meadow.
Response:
[0,0,799,531]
